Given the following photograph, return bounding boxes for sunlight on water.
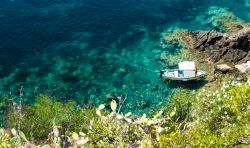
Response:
[0,0,249,114]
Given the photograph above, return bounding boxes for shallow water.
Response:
[0,0,249,114]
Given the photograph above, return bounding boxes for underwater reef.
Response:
[2,74,250,147]
[0,1,250,147]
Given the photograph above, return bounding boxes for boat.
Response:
[161,61,206,81]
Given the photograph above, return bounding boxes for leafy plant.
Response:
[7,95,96,141]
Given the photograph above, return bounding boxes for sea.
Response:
[0,0,249,114]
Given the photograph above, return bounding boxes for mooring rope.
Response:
[125,63,160,73]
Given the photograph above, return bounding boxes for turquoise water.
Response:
[0,0,249,114]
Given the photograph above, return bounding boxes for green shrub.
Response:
[7,95,96,140]
[159,78,250,147]
[3,76,250,147]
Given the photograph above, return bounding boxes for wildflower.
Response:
[224,111,227,115]
[221,133,225,137]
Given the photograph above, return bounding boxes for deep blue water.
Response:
[0,0,249,114]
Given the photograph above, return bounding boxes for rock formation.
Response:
[191,27,250,63]
[191,27,250,64]
[180,23,250,76]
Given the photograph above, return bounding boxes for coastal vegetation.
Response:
[0,2,249,147]
[0,73,249,147]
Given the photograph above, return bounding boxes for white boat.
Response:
[161,61,206,81]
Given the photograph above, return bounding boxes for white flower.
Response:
[224,111,227,115]
[247,80,250,86]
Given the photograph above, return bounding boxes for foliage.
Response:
[159,78,250,147]
[7,95,96,140]
[3,75,250,147]
[0,96,10,127]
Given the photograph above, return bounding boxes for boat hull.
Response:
[161,69,206,81]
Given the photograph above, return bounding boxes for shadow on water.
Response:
[165,79,208,90]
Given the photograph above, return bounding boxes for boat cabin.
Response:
[161,61,206,81]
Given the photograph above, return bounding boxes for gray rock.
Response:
[215,64,233,72]
[191,27,250,64]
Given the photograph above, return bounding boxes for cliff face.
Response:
[191,27,250,64]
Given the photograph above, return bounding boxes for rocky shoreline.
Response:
[187,23,250,75]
